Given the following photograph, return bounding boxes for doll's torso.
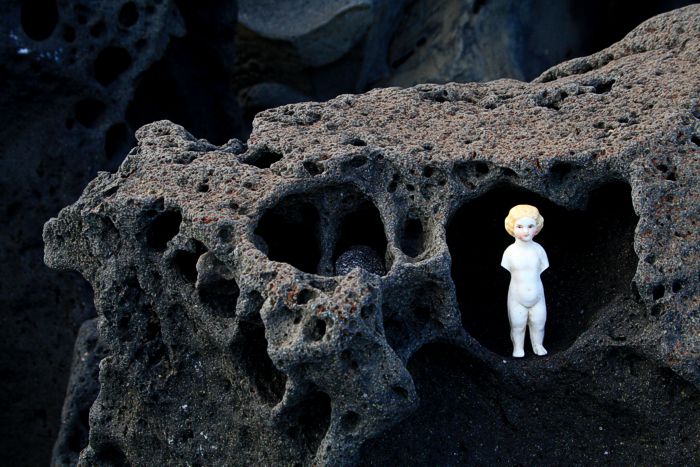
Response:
[503,241,546,307]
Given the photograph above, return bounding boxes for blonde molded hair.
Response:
[504,205,544,237]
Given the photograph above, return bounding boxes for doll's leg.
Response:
[528,300,547,356]
[508,299,528,358]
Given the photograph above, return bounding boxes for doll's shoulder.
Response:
[502,243,517,257]
[533,241,549,259]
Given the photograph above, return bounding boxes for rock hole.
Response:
[671,280,682,293]
[691,134,700,146]
[550,161,574,184]
[422,166,434,177]
[591,78,615,94]
[419,88,450,103]
[360,305,373,320]
[333,199,388,276]
[21,0,58,41]
[119,1,139,27]
[652,284,665,301]
[414,304,431,324]
[341,411,360,431]
[173,240,207,283]
[217,226,232,242]
[535,89,568,110]
[75,98,106,128]
[344,136,366,146]
[66,406,90,453]
[146,208,181,251]
[447,182,638,356]
[237,311,287,404]
[199,277,240,318]
[286,391,331,458]
[387,174,399,193]
[382,316,407,351]
[296,289,314,305]
[303,160,323,175]
[306,318,327,341]
[255,197,321,274]
[399,215,425,258]
[347,155,368,168]
[242,148,283,169]
[392,385,409,399]
[89,21,106,38]
[94,47,132,85]
[197,183,209,193]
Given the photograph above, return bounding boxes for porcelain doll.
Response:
[501,205,549,358]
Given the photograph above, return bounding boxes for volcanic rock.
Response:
[45,6,699,465]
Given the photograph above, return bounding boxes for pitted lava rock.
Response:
[45,6,699,465]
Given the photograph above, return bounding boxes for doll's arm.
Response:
[538,244,549,273]
[501,248,511,272]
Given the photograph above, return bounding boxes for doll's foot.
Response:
[512,349,525,358]
[533,345,548,356]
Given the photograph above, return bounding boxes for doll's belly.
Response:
[510,280,544,307]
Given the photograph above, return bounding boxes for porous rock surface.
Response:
[234,0,696,133]
[45,6,699,465]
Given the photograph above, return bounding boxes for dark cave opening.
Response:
[284,391,332,459]
[255,186,388,276]
[236,311,287,404]
[333,199,388,270]
[241,147,283,169]
[172,240,207,283]
[145,207,182,251]
[254,196,321,275]
[198,277,240,318]
[446,182,638,357]
[398,213,426,258]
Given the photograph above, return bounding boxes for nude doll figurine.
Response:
[501,205,549,358]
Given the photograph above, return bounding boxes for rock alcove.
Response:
[254,184,389,276]
[447,181,639,356]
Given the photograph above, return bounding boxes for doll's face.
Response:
[513,216,538,241]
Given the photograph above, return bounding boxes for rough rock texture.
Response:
[52,319,107,466]
[0,1,239,463]
[234,0,695,134]
[45,6,699,465]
